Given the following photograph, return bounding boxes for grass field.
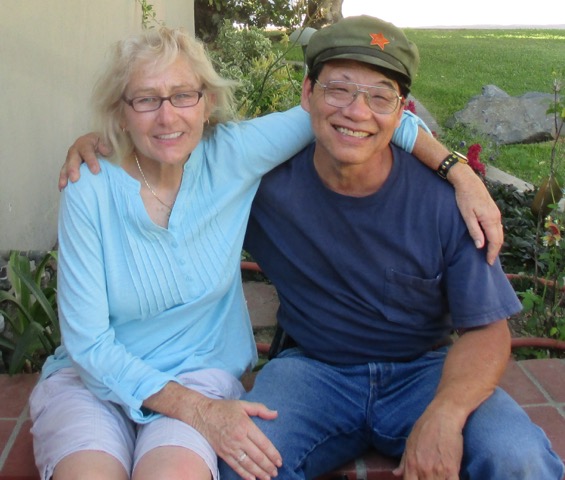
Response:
[398,28,565,185]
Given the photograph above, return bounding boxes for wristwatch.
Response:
[437,151,469,180]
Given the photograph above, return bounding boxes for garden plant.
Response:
[451,70,565,358]
[0,251,60,374]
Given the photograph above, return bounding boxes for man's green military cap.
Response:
[305,15,420,87]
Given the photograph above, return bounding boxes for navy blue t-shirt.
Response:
[245,143,521,364]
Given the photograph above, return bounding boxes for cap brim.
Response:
[312,51,412,85]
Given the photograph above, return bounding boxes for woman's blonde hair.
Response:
[91,27,237,163]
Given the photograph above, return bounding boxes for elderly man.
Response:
[221,15,564,480]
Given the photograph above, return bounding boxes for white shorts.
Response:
[29,368,245,480]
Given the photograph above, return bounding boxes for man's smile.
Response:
[335,126,371,138]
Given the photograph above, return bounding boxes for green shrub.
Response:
[0,251,60,374]
[488,180,565,352]
[485,180,539,274]
[209,21,302,118]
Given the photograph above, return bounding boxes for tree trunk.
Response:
[305,0,343,28]
[194,0,223,43]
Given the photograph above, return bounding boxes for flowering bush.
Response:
[543,216,563,247]
[516,209,565,346]
[404,100,417,114]
[466,143,486,177]
[515,69,565,349]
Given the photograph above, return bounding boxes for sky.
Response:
[342,0,565,28]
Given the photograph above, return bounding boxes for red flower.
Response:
[466,143,486,176]
[404,100,417,114]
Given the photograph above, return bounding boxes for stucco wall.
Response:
[0,0,194,251]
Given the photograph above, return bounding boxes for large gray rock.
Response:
[447,85,560,145]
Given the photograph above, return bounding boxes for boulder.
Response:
[447,85,560,145]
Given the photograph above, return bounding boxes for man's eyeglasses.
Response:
[315,80,402,114]
[122,91,204,113]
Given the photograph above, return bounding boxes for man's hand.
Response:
[59,133,110,190]
[393,409,463,480]
[448,164,503,265]
[393,321,510,479]
[192,397,281,480]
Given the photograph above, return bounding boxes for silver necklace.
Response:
[134,153,173,216]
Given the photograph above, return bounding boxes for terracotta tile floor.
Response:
[0,373,39,479]
[1,360,564,479]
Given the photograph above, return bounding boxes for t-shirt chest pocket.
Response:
[383,268,446,327]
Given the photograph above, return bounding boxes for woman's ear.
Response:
[203,92,216,119]
[119,108,128,132]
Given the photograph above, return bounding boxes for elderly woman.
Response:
[36,26,502,480]
[31,26,310,480]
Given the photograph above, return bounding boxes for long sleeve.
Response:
[55,171,178,422]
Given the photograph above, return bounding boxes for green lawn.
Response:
[405,29,565,185]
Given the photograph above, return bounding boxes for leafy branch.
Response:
[547,68,564,177]
[136,0,163,29]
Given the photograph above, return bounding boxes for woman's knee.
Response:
[133,446,212,480]
[53,451,128,480]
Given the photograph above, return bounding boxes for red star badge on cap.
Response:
[370,33,389,50]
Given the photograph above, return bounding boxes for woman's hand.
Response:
[144,382,281,480]
[448,164,503,265]
[410,130,503,265]
[192,397,281,480]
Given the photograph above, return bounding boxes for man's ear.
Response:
[394,100,405,129]
[300,76,313,113]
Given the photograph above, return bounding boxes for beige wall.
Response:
[0,0,194,251]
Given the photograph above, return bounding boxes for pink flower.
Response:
[466,143,486,176]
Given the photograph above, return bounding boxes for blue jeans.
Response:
[220,347,564,479]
